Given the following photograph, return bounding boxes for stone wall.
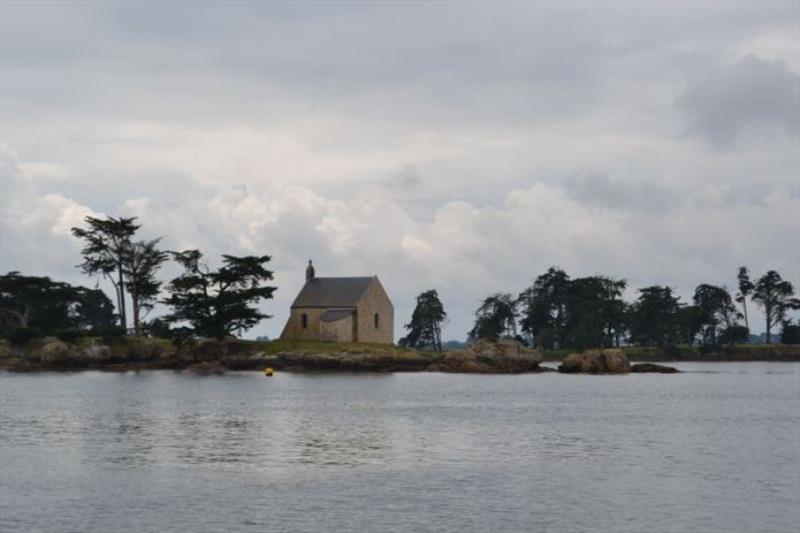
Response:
[320,315,355,342]
[281,308,347,342]
[354,278,394,344]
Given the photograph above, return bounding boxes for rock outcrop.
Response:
[558,349,631,374]
[40,339,71,366]
[427,338,544,374]
[630,363,679,373]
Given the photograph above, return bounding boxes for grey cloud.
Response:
[2,1,799,339]
[384,164,422,189]
[563,173,680,212]
[677,56,800,148]
[4,1,796,128]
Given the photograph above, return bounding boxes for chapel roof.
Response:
[290,276,374,308]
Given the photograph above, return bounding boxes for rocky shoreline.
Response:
[0,337,549,374]
[3,337,791,375]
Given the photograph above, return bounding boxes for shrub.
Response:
[90,325,126,343]
[699,343,717,355]
[7,327,39,345]
[143,318,171,338]
[90,325,125,337]
[662,343,681,359]
[169,326,196,349]
[55,329,86,343]
[719,325,749,345]
[782,322,800,345]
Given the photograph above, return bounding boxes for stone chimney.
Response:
[305,259,315,282]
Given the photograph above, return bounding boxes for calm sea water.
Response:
[1,363,798,533]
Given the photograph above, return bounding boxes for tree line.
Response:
[401,267,799,351]
[2,214,797,349]
[1,215,276,342]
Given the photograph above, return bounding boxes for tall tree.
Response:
[600,276,628,347]
[736,266,754,334]
[403,289,447,351]
[518,269,626,349]
[163,250,277,339]
[560,277,608,350]
[469,293,517,341]
[693,284,741,345]
[627,286,683,347]
[752,270,799,343]
[674,304,705,345]
[72,216,140,330]
[564,275,628,349]
[518,267,570,348]
[122,239,168,336]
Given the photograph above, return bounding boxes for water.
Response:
[1,363,798,533]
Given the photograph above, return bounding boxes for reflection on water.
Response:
[1,363,799,533]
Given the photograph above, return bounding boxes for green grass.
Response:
[248,339,420,357]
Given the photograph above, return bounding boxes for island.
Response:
[2,336,798,374]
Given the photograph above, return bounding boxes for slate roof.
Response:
[319,309,355,322]
[290,277,374,308]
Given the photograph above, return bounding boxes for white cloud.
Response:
[1,1,798,339]
[0,147,100,281]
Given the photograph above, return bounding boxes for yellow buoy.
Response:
[264,367,274,377]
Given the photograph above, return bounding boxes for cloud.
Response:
[5,139,795,340]
[677,56,800,148]
[563,173,680,212]
[0,146,99,281]
[1,2,798,338]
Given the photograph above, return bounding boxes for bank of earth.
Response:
[1,337,796,374]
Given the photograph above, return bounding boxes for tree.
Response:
[752,270,799,343]
[517,268,626,349]
[163,250,277,339]
[0,272,73,331]
[469,293,517,341]
[598,276,628,348]
[627,286,683,347]
[72,216,140,330]
[518,267,570,348]
[693,284,741,345]
[718,325,749,345]
[122,239,168,336]
[71,286,118,330]
[403,289,447,351]
[143,317,172,339]
[562,276,627,350]
[0,272,116,336]
[736,266,754,333]
[675,304,705,345]
[781,320,800,344]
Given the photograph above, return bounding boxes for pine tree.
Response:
[163,250,277,339]
[404,290,447,351]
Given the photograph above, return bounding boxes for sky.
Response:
[1,0,799,341]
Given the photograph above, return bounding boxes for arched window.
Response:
[374,313,379,329]
[302,313,308,329]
